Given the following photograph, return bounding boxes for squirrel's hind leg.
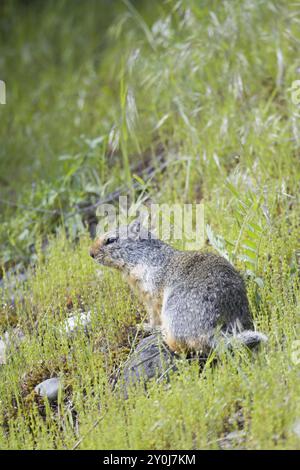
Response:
[163,329,213,356]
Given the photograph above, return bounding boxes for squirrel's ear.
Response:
[129,218,141,237]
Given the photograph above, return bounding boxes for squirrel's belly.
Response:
[127,276,162,326]
[143,294,162,326]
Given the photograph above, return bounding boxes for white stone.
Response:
[63,311,91,337]
[292,420,300,438]
[34,378,61,402]
[0,339,7,365]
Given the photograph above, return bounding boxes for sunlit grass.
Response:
[0,0,299,449]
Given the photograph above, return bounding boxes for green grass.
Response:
[0,0,299,449]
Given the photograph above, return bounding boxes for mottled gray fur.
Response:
[90,220,267,354]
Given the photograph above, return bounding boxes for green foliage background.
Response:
[0,0,299,449]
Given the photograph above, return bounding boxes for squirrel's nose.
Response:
[89,238,103,259]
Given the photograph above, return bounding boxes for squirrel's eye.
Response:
[105,237,118,246]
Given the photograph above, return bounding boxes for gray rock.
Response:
[34,377,61,402]
[0,269,28,291]
[0,338,6,365]
[218,431,246,450]
[120,334,178,397]
[292,420,300,438]
[0,328,25,365]
[8,328,25,346]
[0,269,28,307]
[219,430,246,449]
[61,311,91,338]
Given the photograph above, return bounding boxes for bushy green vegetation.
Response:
[0,0,299,449]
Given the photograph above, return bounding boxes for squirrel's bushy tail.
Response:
[224,330,268,351]
[212,329,268,354]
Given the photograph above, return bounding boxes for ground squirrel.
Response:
[90,219,267,355]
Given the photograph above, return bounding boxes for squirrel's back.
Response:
[161,251,254,353]
[90,220,267,354]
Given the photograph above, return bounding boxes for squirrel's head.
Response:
[89,219,160,270]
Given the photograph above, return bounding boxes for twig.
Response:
[156,363,177,383]
[71,412,107,450]
[0,154,168,220]
[72,154,168,216]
